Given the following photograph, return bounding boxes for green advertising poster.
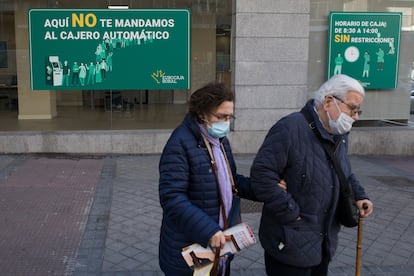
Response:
[328,12,402,89]
[29,9,190,91]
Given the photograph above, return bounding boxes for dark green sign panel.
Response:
[328,12,401,89]
[29,9,190,90]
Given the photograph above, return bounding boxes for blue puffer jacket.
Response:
[251,100,368,268]
[159,114,255,275]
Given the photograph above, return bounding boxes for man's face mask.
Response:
[327,98,355,135]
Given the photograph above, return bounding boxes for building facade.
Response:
[0,0,413,154]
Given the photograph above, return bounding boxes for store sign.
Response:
[328,12,401,89]
[28,9,190,90]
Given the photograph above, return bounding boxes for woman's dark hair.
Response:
[188,82,234,121]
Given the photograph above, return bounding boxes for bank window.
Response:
[0,0,232,131]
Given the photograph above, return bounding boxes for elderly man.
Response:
[251,74,373,276]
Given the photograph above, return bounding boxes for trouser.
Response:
[264,252,330,276]
[72,73,79,85]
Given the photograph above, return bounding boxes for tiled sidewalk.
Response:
[1,154,414,276]
[76,154,414,276]
[0,155,104,276]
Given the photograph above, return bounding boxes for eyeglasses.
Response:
[210,113,236,121]
[332,95,362,116]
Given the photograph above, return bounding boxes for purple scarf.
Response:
[199,124,233,228]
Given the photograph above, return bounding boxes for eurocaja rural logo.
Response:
[151,69,185,84]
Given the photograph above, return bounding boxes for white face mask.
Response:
[327,99,355,135]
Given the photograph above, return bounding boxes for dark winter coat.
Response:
[159,114,255,275]
[251,100,369,268]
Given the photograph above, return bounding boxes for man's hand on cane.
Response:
[357,199,373,217]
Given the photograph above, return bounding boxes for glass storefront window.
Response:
[309,0,414,124]
[0,0,232,131]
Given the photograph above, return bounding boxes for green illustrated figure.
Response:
[95,61,102,83]
[334,53,344,75]
[71,61,80,85]
[376,47,384,71]
[100,41,107,60]
[107,52,113,72]
[95,44,103,62]
[87,62,95,85]
[362,51,370,78]
[387,41,395,55]
[62,60,70,86]
[100,59,108,80]
[78,62,87,86]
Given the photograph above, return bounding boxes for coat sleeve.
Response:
[222,139,257,201]
[159,136,221,248]
[250,122,300,224]
[349,173,369,200]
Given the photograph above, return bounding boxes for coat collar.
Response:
[303,99,343,144]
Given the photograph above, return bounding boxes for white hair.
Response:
[313,74,365,106]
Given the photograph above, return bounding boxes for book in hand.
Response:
[181,223,256,270]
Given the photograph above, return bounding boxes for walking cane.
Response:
[355,203,368,276]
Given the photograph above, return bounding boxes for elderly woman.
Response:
[158,82,256,275]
